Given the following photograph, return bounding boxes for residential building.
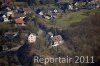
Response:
[52,35,63,47]
[28,33,37,43]
[7,11,14,18]
[15,18,25,26]
[46,32,64,47]
[2,15,10,22]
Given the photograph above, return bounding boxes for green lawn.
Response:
[55,11,87,27]
[38,10,87,28]
[13,2,28,6]
[0,22,11,30]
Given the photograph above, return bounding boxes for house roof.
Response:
[53,35,63,42]
[28,33,37,43]
[2,15,6,18]
[48,32,53,36]
[7,11,15,17]
[15,18,25,24]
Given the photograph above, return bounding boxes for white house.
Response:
[2,15,6,18]
[2,15,10,22]
[39,11,44,16]
[54,9,58,13]
[68,5,73,10]
[28,33,37,43]
[96,5,100,8]
[7,11,14,17]
[44,15,50,19]
[75,2,78,6]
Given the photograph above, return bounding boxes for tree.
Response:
[0,1,2,6]
[54,0,59,5]
[0,23,10,35]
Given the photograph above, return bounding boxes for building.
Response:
[48,32,54,38]
[52,35,63,47]
[7,11,14,18]
[2,15,10,22]
[28,33,37,43]
[46,32,64,47]
[15,18,25,26]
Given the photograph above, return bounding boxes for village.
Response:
[0,0,100,66]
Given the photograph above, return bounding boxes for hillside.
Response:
[26,14,100,66]
[0,13,100,66]
[0,1,100,66]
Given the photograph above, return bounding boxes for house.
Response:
[36,8,44,16]
[15,18,25,26]
[46,32,64,47]
[53,9,58,13]
[28,33,37,43]
[39,11,44,16]
[2,15,10,22]
[96,5,100,8]
[48,32,54,38]
[74,2,79,7]
[7,11,14,18]
[52,35,64,47]
[68,4,73,10]
[44,15,51,20]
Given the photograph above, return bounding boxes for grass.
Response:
[38,10,87,28]
[13,2,28,6]
[0,22,11,30]
[89,8,100,14]
[55,11,87,27]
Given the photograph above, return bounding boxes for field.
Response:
[37,10,88,28]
